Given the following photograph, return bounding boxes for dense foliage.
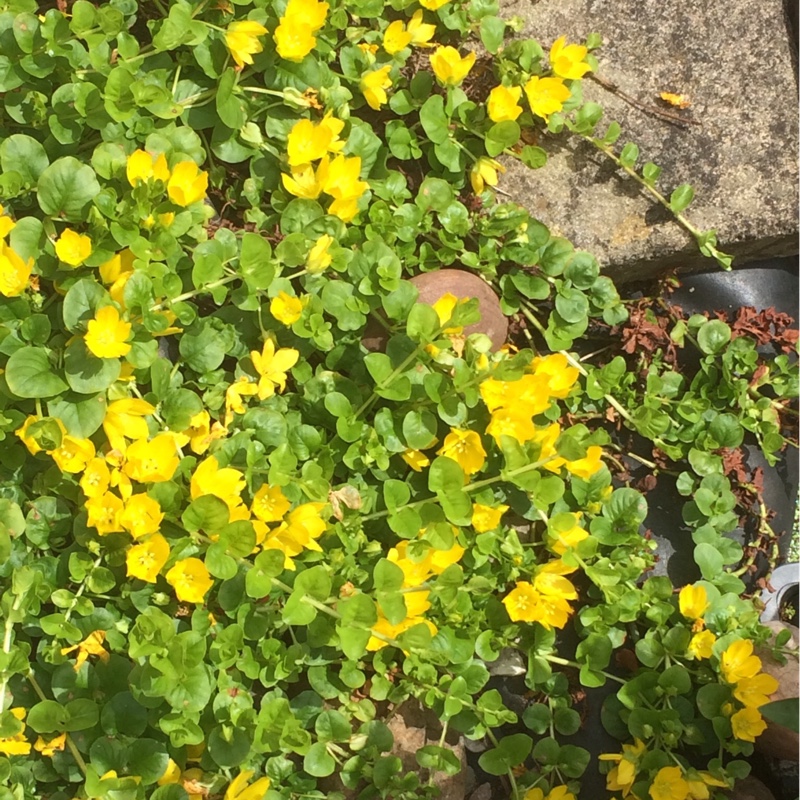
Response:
[0,1,796,799]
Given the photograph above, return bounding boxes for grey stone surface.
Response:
[500,0,799,282]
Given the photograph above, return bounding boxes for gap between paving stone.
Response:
[498,0,799,282]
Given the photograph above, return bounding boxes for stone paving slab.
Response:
[500,0,799,282]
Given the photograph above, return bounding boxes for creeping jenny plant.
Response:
[0,1,796,800]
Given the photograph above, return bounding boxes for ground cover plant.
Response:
[0,1,797,799]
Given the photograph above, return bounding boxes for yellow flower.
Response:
[720,639,762,684]
[225,20,269,68]
[99,249,135,284]
[126,149,170,187]
[401,449,430,472]
[524,75,570,119]
[650,766,690,800]
[224,377,259,425]
[407,10,436,46]
[731,706,767,742]
[361,65,393,110]
[471,503,508,532]
[470,156,505,194]
[286,115,345,167]
[274,19,317,62]
[549,36,591,80]
[103,398,155,453]
[60,630,109,671]
[525,788,576,800]
[733,672,779,708]
[33,732,66,758]
[124,434,181,483]
[120,493,164,539]
[307,234,334,273]
[191,455,246,510]
[503,563,578,629]
[86,491,124,534]
[158,759,182,786]
[384,20,412,54]
[80,457,111,498]
[321,155,369,222]
[547,512,588,555]
[679,584,708,620]
[431,292,465,334]
[224,769,271,800]
[126,532,170,583]
[167,161,208,207]
[0,241,33,297]
[419,0,448,9]
[273,0,329,63]
[487,84,523,122]
[0,205,15,239]
[530,353,580,397]
[437,428,486,476]
[55,228,92,266]
[263,502,327,567]
[167,557,213,604]
[282,159,327,200]
[251,484,291,523]
[564,446,603,480]
[430,46,476,85]
[250,339,300,400]
[686,771,729,800]
[599,738,647,797]
[486,408,537,445]
[687,629,716,660]
[502,581,544,624]
[186,410,227,455]
[85,305,131,359]
[270,291,306,325]
[0,708,31,756]
[51,435,96,473]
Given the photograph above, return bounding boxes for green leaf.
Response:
[5,347,68,399]
[519,145,547,169]
[618,142,639,169]
[697,319,731,355]
[48,392,106,438]
[182,496,230,533]
[669,183,694,214]
[36,156,100,221]
[419,95,449,145]
[0,134,48,184]
[64,340,121,394]
[479,16,505,53]
[216,68,247,129]
[28,700,68,733]
[65,698,100,731]
[304,742,336,777]
[63,278,109,332]
[485,121,520,157]
[402,409,438,450]
[694,542,724,581]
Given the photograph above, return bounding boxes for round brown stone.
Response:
[727,776,776,800]
[410,269,508,351]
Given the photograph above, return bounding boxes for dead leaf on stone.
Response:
[659,91,691,108]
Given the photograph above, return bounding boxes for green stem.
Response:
[63,555,103,624]
[545,654,626,684]
[150,274,239,311]
[0,593,24,712]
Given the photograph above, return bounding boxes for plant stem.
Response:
[544,654,626,684]
[150,274,239,311]
[0,593,24,712]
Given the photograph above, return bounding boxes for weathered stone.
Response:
[500,0,799,281]
[727,776,776,800]
[468,783,494,800]
[386,701,467,800]
[754,621,800,762]
[411,270,508,349]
